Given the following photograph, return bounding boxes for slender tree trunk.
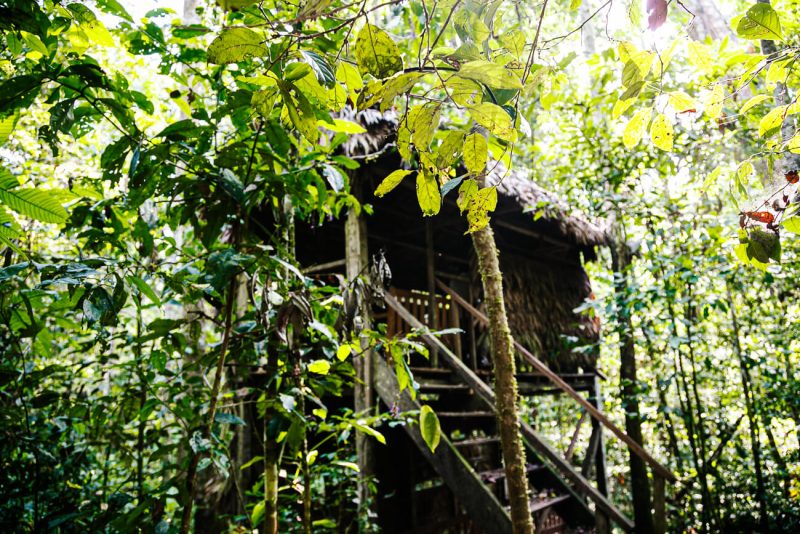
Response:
[470,216,533,534]
[608,220,654,534]
[726,282,769,531]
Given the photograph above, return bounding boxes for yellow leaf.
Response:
[463,133,487,175]
[416,171,441,216]
[668,91,696,113]
[375,169,413,197]
[613,98,636,119]
[704,85,724,120]
[336,345,352,361]
[308,360,331,374]
[650,114,674,151]
[758,105,788,137]
[468,102,516,142]
[740,94,770,114]
[623,108,651,149]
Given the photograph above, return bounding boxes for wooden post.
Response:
[425,219,438,367]
[345,197,374,526]
[591,374,610,534]
[653,474,666,534]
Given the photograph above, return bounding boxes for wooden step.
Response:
[478,464,544,484]
[529,494,570,513]
[453,436,500,447]
[418,383,471,393]
[409,366,452,375]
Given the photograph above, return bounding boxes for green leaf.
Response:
[758,105,788,137]
[468,103,516,142]
[463,133,487,175]
[0,169,67,224]
[704,85,724,120]
[783,216,800,235]
[336,344,352,361]
[284,62,313,82]
[96,0,134,22]
[650,113,674,151]
[375,169,413,197]
[251,501,265,526]
[436,130,466,168]
[456,60,523,90]
[740,94,770,114]
[207,27,269,64]
[0,205,21,239]
[319,118,366,134]
[623,108,651,149]
[353,420,386,444]
[308,360,331,374]
[419,405,441,453]
[300,50,336,87]
[355,24,403,79]
[737,3,782,41]
[127,275,161,306]
[416,171,441,216]
[0,112,19,145]
[412,104,441,149]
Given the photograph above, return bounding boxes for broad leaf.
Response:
[468,103,516,142]
[737,3,782,41]
[650,113,674,151]
[416,171,441,216]
[207,27,269,64]
[354,24,403,79]
[0,169,67,224]
[463,133,487,175]
[456,60,523,90]
[375,169,413,197]
[419,405,441,453]
[623,108,651,149]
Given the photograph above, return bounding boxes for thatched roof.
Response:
[336,107,607,249]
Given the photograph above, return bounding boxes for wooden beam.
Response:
[303,258,346,273]
[436,279,677,483]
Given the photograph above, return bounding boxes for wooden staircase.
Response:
[373,286,675,533]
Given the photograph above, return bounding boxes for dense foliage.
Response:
[0,0,799,532]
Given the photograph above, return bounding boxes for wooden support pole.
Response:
[653,474,666,534]
[346,199,374,526]
[425,219,438,367]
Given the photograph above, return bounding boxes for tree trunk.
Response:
[609,220,654,534]
[470,220,534,534]
[726,282,769,531]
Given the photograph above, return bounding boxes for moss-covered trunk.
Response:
[471,223,534,534]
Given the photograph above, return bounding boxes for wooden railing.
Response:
[434,279,674,533]
[384,292,635,532]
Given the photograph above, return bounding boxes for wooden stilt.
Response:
[346,193,375,526]
[425,219,438,367]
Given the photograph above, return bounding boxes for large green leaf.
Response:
[355,24,403,79]
[207,27,269,64]
[0,169,67,224]
[736,4,782,41]
[456,60,523,90]
[0,204,21,239]
[419,405,441,453]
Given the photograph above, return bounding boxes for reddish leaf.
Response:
[647,0,668,30]
[745,211,775,224]
[678,108,697,114]
[786,170,799,184]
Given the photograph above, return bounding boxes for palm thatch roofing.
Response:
[335,107,608,249]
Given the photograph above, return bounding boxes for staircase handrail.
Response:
[435,279,676,483]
